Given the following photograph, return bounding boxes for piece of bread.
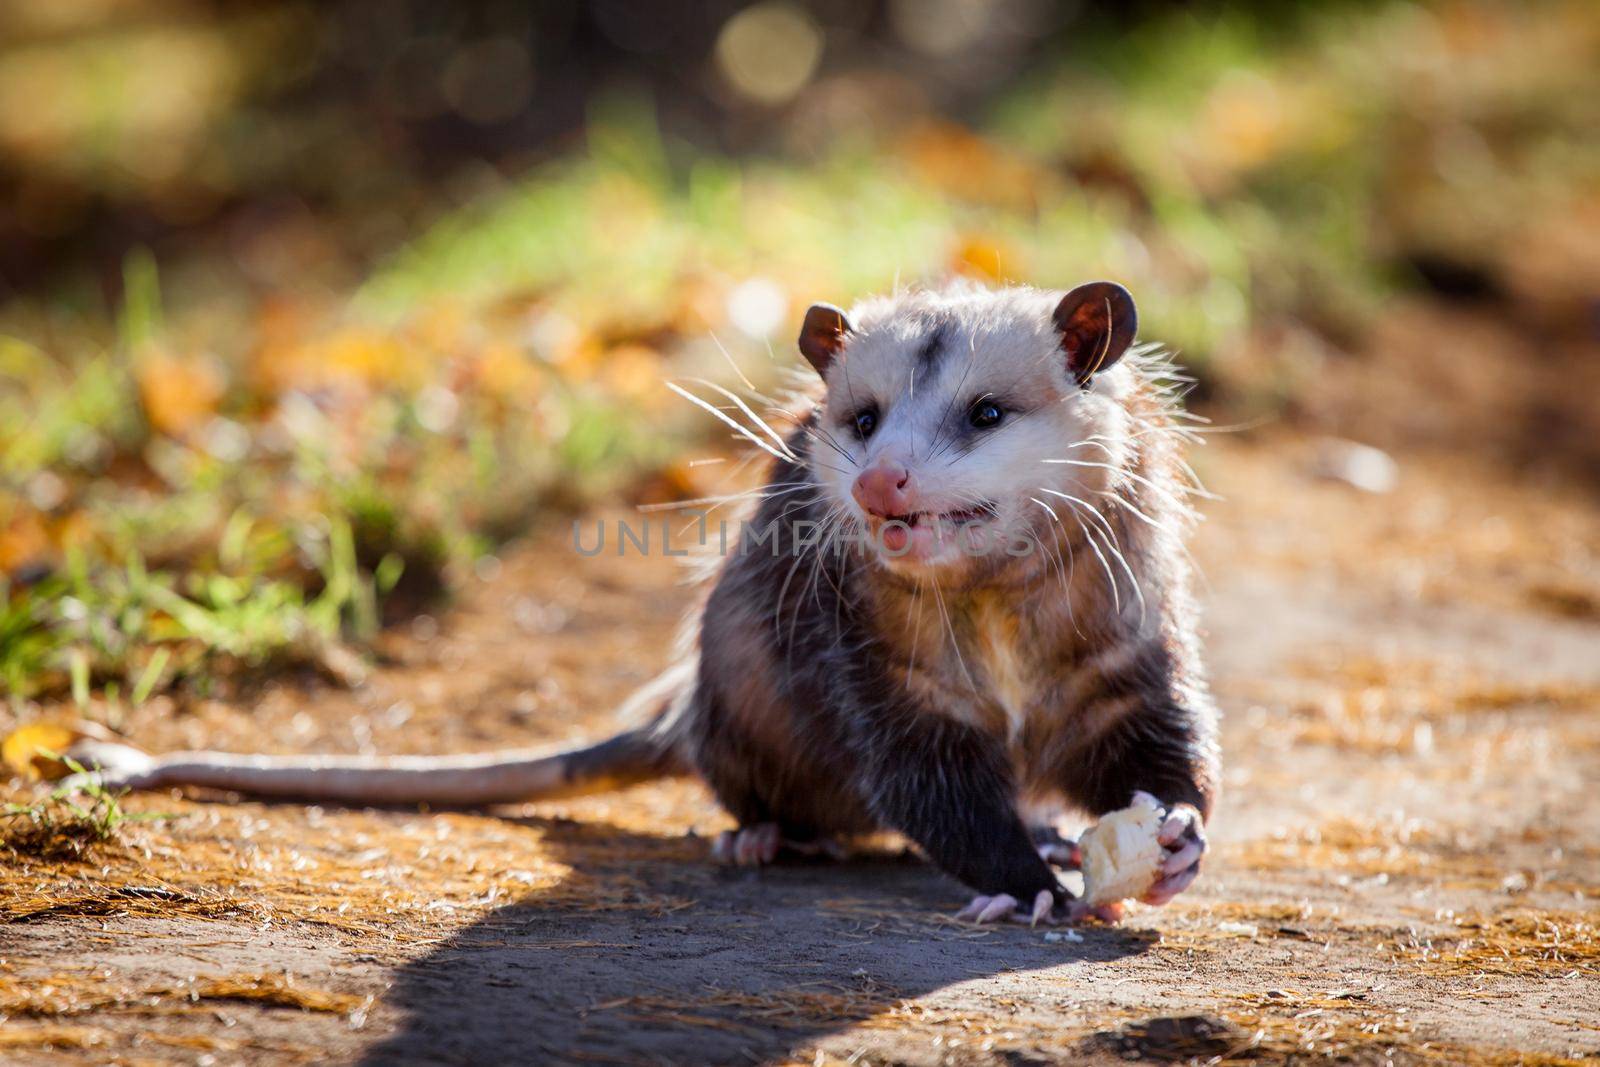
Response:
[1079,795,1167,906]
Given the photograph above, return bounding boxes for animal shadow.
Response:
[357,815,1152,1065]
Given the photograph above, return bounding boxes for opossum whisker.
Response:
[1028,496,1082,635]
[666,381,795,466]
[1033,520,1070,600]
[781,500,853,663]
[799,513,834,648]
[806,506,849,618]
[1174,456,1220,501]
[1054,490,1147,626]
[839,344,865,441]
[775,408,856,467]
[1039,457,1191,508]
[706,330,758,393]
[775,522,820,668]
[637,482,815,514]
[906,576,926,692]
[1055,437,1117,459]
[1098,490,1171,534]
[668,380,851,480]
[929,575,977,692]
[1039,488,1124,617]
[683,376,797,460]
[641,483,818,542]
[671,485,820,542]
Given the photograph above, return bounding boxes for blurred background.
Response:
[1,0,1597,708]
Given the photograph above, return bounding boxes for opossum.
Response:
[68,280,1219,925]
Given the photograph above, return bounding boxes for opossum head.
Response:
[801,281,1140,580]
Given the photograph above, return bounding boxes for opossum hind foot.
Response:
[710,824,843,867]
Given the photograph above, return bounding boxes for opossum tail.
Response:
[61,664,692,808]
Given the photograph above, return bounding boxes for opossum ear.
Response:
[798,303,852,377]
[1053,282,1137,386]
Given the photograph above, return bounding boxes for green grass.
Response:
[2,754,170,857]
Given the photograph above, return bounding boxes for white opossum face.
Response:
[801,282,1139,578]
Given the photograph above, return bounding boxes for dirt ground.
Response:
[3,427,1599,1065]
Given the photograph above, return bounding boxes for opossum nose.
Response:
[853,465,914,518]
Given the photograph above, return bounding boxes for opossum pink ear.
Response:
[1053,282,1137,386]
[798,303,852,377]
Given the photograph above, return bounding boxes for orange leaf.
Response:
[136,352,224,436]
[2,721,79,781]
[952,236,1018,283]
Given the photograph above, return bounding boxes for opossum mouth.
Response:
[886,502,997,528]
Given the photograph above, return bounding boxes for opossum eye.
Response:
[852,407,879,439]
[967,399,1005,430]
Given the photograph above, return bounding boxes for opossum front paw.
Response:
[1135,792,1206,906]
[957,889,1055,926]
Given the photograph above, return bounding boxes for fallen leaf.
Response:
[136,352,225,437]
[2,721,79,781]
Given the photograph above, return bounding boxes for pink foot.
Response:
[712,823,781,866]
[955,889,1125,926]
[710,825,840,867]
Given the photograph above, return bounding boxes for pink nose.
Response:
[853,465,913,518]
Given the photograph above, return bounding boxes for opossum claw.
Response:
[957,893,1024,923]
[1161,839,1203,876]
[978,894,1021,923]
[1142,865,1200,906]
[1029,888,1054,926]
[957,889,1065,927]
[1141,800,1206,906]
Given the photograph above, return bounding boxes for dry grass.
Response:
[1304,657,1600,715]
[1203,980,1596,1066]
[1223,1006,1595,1066]
[1224,814,1505,887]
[0,970,370,1019]
[0,789,708,948]
[3,879,250,924]
[1223,654,1600,759]
[1397,910,1600,979]
[1223,811,1599,900]
[0,1022,323,1061]
[0,1024,109,1053]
